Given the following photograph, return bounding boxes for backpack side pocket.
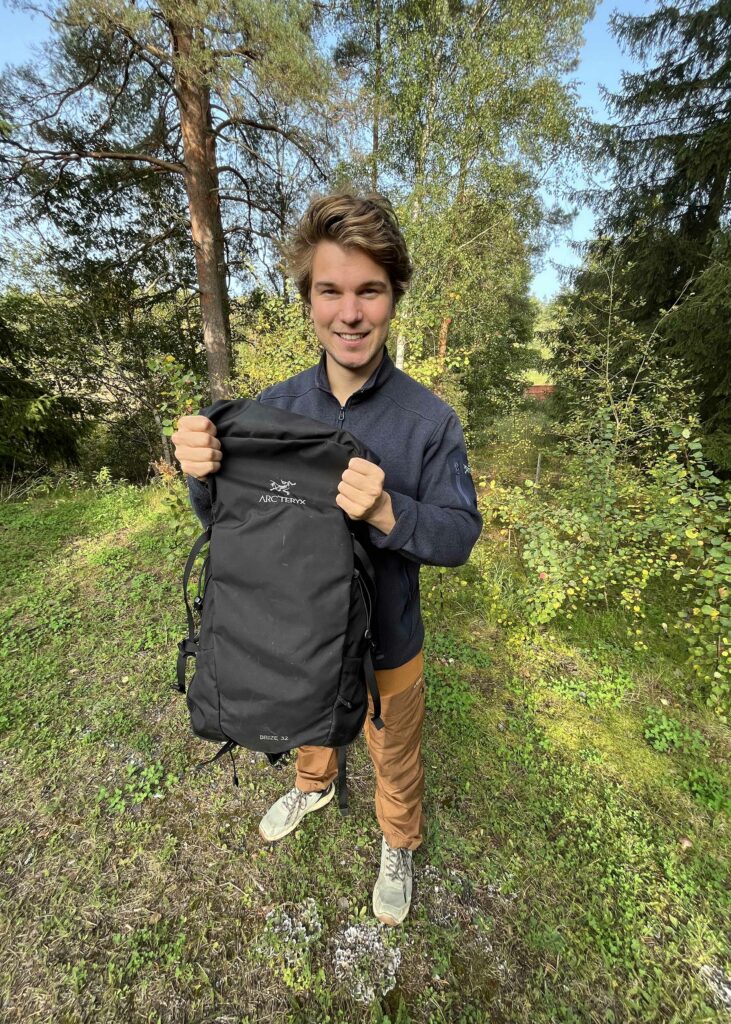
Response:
[186,648,226,742]
[327,656,367,747]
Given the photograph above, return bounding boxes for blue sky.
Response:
[530,0,647,300]
[0,0,647,300]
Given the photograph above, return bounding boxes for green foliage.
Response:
[642,709,691,754]
[540,664,634,708]
[147,353,206,434]
[642,708,729,813]
[481,427,731,718]
[660,232,731,467]
[96,760,178,816]
[682,765,730,814]
[0,291,92,474]
[108,919,191,986]
[231,293,320,398]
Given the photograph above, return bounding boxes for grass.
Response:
[0,474,729,1023]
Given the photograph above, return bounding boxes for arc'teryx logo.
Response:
[258,478,306,506]
[269,479,296,495]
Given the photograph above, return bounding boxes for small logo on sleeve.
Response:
[452,457,477,506]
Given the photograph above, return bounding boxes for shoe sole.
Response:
[258,784,335,843]
[374,904,410,927]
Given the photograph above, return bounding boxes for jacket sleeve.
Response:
[367,409,483,567]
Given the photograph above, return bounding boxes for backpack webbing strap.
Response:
[175,637,199,693]
[351,537,382,731]
[183,526,212,640]
[364,645,384,730]
[192,738,239,786]
[193,741,236,770]
[352,537,376,593]
[175,526,212,693]
[337,745,349,815]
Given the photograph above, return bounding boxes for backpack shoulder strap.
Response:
[175,525,211,693]
[352,537,384,731]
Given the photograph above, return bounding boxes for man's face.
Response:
[309,240,395,372]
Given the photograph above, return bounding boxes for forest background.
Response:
[0,1,729,1021]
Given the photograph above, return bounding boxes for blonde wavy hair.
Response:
[283,190,413,306]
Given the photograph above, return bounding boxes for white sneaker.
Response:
[372,835,413,926]
[258,783,335,842]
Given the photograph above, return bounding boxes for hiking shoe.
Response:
[373,835,413,926]
[258,783,335,842]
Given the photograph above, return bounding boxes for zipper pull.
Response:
[337,407,345,425]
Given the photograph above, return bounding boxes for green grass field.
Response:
[0,475,728,1023]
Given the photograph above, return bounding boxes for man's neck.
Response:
[325,347,385,407]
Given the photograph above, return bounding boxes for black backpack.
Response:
[175,398,383,813]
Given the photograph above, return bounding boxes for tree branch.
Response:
[4,139,185,174]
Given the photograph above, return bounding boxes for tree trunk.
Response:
[371,0,381,190]
[395,330,406,369]
[437,315,451,374]
[169,20,232,402]
[153,408,173,467]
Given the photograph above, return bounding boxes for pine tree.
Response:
[0,0,332,399]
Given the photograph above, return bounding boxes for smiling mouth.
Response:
[335,331,370,341]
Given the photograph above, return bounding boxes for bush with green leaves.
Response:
[480,427,731,718]
[231,293,320,399]
[146,352,205,440]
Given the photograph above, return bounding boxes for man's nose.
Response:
[339,296,364,324]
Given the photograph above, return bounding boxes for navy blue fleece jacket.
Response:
[187,347,482,669]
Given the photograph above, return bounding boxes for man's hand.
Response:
[336,457,396,534]
[171,415,222,479]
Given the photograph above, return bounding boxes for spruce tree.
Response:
[589,0,731,446]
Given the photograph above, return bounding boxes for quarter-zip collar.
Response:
[315,345,395,402]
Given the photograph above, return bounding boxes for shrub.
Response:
[480,428,731,719]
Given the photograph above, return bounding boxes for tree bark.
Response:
[153,408,173,467]
[395,329,406,369]
[371,0,381,190]
[437,315,452,374]
[169,20,232,401]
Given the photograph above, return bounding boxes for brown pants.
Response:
[295,673,426,851]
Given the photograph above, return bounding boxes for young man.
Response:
[172,191,482,926]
